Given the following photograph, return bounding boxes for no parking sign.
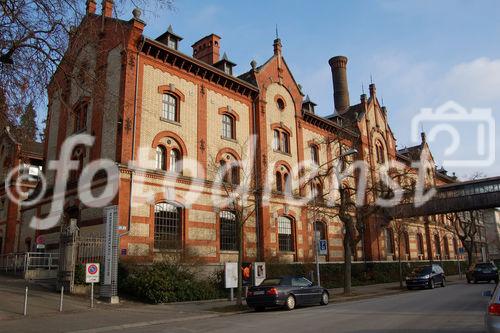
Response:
[85,263,100,284]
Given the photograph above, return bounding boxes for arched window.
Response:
[74,102,88,132]
[273,129,290,154]
[219,155,239,185]
[220,211,237,251]
[278,216,294,252]
[275,171,283,192]
[314,221,327,253]
[403,232,410,259]
[156,145,166,170]
[221,114,235,139]
[275,165,291,194]
[434,234,441,257]
[385,228,394,255]
[169,148,181,173]
[154,202,182,250]
[376,141,385,164]
[417,233,424,257]
[310,181,323,201]
[443,236,450,259]
[453,238,459,257]
[162,93,178,122]
[310,145,319,165]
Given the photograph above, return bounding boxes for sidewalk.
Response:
[0,274,465,333]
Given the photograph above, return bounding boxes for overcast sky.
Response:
[109,1,500,178]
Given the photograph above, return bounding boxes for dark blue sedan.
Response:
[246,276,329,311]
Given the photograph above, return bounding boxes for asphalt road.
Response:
[116,281,492,333]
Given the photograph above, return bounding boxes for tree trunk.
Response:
[344,237,352,295]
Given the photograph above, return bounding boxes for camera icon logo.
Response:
[411,101,495,168]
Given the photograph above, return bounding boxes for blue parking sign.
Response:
[318,240,328,255]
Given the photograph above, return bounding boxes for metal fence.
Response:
[77,235,104,265]
[0,252,59,274]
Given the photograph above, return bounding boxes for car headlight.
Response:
[422,274,430,279]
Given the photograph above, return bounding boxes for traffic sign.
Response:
[85,263,100,283]
[318,240,328,255]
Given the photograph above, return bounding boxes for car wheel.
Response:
[467,279,471,284]
[284,295,296,311]
[495,279,499,284]
[441,278,446,287]
[320,291,329,305]
[407,286,413,290]
[254,306,265,312]
[474,278,478,284]
[429,279,435,289]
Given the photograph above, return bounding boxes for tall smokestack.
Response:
[328,56,350,114]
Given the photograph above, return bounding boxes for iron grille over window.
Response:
[154,202,181,250]
[278,216,294,252]
[162,93,177,121]
[220,211,237,251]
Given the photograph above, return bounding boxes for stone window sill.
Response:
[160,117,181,126]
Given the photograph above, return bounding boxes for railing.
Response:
[0,252,59,274]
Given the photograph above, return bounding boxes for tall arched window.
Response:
[275,165,291,194]
[385,228,394,255]
[434,234,441,257]
[169,148,181,173]
[453,238,459,257]
[219,155,239,185]
[275,171,283,192]
[310,181,323,201]
[314,221,327,255]
[162,93,178,122]
[154,202,182,250]
[156,145,166,170]
[283,172,291,194]
[220,211,237,251]
[443,236,450,259]
[417,233,424,257]
[310,145,319,165]
[221,114,235,139]
[273,129,290,153]
[278,216,294,252]
[375,141,385,164]
[403,232,410,259]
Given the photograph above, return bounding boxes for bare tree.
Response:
[208,141,257,306]
[0,0,173,114]
[441,211,481,267]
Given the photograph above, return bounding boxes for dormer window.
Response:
[167,38,177,50]
[213,52,236,76]
[155,25,183,51]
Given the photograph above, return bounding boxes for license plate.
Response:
[254,291,264,295]
[485,270,492,274]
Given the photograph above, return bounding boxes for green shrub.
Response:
[74,263,85,285]
[119,262,225,304]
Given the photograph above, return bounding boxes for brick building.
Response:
[16,1,468,265]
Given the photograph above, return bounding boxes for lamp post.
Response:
[310,148,358,286]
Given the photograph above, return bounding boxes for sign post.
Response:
[224,262,238,302]
[101,206,119,304]
[253,262,266,286]
[85,263,100,308]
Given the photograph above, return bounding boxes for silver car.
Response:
[484,282,500,332]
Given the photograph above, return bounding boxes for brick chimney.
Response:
[102,0,113,18]
[191,34,221,65]
[86,0,97,15]
[328,56,350,114]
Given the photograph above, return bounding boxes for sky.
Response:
[116,1,500,179]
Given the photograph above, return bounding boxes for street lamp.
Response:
[311,148,358,286]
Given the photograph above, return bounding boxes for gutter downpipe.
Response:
[252,94,262,261]
[127,36,145,232]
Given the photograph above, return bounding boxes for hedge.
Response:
[266,260,467,289]
[118,262,226,304]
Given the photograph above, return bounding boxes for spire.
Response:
[275,24,279,39]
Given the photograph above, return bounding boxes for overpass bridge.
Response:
[386,176,500,218]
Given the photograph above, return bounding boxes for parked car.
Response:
[467,262,499,284]
[483,283,500,332]
[246,276,329,311]
[405,264,446,290]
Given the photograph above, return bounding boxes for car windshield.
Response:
[259,278,282,286]
[476,263,494,269]
[412,267,432,275]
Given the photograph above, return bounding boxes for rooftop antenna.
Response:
[381,97,384,106]
[370,74,373,84]
[275,24,279,39]
[362,83,365,94]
